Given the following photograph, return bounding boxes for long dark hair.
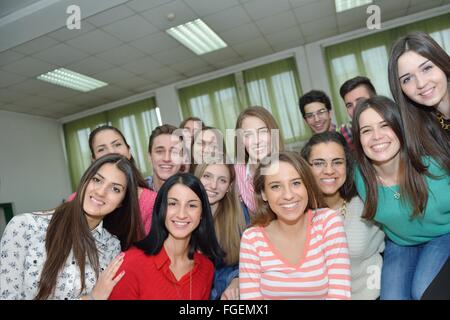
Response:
[36,154,143,299]
[136,173,225,266]
[352,96,438,220]
[388,31,450,171]
[301,131,357,202]
[88,125,149,189]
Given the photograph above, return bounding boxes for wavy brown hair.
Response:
[251,151,326,227]
[35,154,143,299]
[352,96,444,220]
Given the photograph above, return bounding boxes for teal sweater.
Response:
[355,158,450,246]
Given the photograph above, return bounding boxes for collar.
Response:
[154,246,200,273]
[91,220,106,242]
[154,246,171,270]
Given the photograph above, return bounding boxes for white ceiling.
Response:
[0,0,43,19]
[0,0,448,119]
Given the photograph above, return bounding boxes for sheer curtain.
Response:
[178,75,243,152]
[178,75,243,131]
[64,97,160,190]
[64,113,107,190]
[108,99,159,178]
[243,57,305,143]
[178,57,306,151]
[325,13,450,125]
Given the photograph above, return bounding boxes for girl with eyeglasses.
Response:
[302,132,385,300]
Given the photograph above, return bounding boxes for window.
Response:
[325,13,450,125]
[243,58,305,142]
[178,57,306,149]
[64,98,160,190]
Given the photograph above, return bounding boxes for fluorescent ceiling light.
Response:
[166,19,227,55]
[37,68,108,92]
[335,0,373,13]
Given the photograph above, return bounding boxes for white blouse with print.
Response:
[0,212,121,300]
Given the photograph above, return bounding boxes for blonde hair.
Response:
[194,163,247,265]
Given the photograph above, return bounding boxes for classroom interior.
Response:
[0,0,449,234]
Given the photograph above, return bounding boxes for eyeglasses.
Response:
[304,108,329,121]
[309,159,345,171]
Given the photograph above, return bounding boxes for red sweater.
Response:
[109,246,214,300]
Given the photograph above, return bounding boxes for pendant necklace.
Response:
[339,199,347,218]
[377,176,400,200]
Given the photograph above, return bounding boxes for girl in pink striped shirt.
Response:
[239,151,351,300]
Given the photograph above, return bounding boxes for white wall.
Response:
[155,84,182,126]
[0,110,71,215]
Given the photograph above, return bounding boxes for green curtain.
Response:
[178,74,244,152]
[64,113,107,191]
[179,75,243,131]
[64,97,159,191]
[325,13,450,126]
[178,57,306,149]
[108,98,159,178]
[243,57,306,143]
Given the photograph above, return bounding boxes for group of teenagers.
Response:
[0,31,449,301]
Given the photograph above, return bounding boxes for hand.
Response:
[90,252,125,300]
[220,278,239,300]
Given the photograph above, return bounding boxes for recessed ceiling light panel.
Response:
[166,19,227,55]
[37,68,108,92]
[335,0,373,13]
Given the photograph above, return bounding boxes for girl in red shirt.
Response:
[109,173,225,300]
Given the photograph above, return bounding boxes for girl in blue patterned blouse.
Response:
[0,154,144,300]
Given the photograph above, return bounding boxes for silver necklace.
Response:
[378,176,400,200]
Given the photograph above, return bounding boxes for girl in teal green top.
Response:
[351,96,450,300]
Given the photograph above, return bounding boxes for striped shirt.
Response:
[234,164,256,214]
[239,208,351,300]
